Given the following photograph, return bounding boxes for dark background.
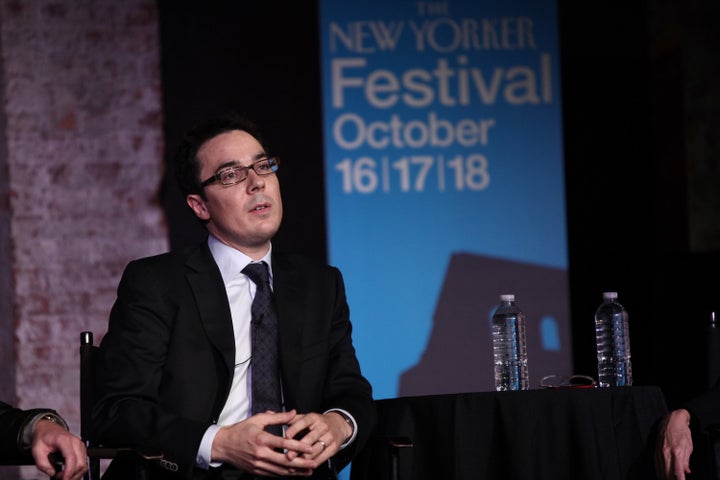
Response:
[156,1,720,409]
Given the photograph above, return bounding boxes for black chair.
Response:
[80,331,162,480]
[385,436,413,480]
[704,311,720,480]
[707,311,720,389]
[350,435,413,480]
[709,426,720,480]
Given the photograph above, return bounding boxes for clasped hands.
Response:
[212,409,351,477]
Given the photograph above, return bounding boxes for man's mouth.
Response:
[251,203,269,212]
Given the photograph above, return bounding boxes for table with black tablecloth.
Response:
[350,386,668,480]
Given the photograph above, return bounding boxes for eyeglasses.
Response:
[201,157,280,187]
[539,374,597,389]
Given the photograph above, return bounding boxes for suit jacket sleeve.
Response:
[0,401,57,463]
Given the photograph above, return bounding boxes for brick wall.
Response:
[0,1,167,477]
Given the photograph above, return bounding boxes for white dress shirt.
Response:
[197,235,273,469]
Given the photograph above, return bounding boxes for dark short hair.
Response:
[174,111,268,198]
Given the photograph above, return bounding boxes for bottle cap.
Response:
[602,292,618,300]
[500,294,515,301]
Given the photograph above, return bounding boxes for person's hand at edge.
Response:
[656,408,693,480]
[31,417,88,480]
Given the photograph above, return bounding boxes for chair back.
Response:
[80,331,162,480]
[80,331,96,447]
[707,311,720,389]
[80,331,103,480]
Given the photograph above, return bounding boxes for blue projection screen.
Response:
[319,0,571,401]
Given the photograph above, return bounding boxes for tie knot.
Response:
[242,262,270,287]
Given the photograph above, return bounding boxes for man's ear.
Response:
[186,194,210,221]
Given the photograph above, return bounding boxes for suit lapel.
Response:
[186,244,235,375]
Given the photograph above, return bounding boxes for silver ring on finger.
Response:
[315,440,326,451]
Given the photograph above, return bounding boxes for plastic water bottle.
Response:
[492,294,529,391]
[594,292,632,387]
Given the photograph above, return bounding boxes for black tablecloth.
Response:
[351,386,668,480]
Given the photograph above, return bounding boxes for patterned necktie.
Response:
[242,262,283,436]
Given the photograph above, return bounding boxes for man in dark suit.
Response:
[92,112,376,479]
[0,400,87,479]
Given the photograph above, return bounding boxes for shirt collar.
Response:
[207,234,273,285]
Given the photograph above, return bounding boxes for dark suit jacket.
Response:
[681,382,720,477]
[92,242,376,479]
[686,383,720,432]
[0,401,56,464]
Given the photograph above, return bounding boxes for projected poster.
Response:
[319,0,570,401]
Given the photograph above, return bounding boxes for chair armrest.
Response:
[87,446,163,461]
